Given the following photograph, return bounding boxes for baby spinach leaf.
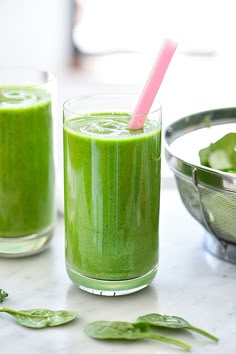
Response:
[137,313,219,342]
[85,320,191,350]
[199,133,236,172]
[86,321,142,340]
[0,289,8,302]
[138,313,190,328]
[0,307,77,328]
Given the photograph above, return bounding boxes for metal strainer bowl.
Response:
[164,107,236,264]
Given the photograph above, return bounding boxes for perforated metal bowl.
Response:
[164,107,236,263]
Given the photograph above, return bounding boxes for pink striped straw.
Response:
[128,39,177,130]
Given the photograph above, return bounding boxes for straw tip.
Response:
[164,38,178,46]
[162,38,178,57]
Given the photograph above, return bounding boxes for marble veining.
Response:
[0,188,236,354]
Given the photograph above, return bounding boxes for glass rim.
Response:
[63,94,162,117]
[0,66,55,87]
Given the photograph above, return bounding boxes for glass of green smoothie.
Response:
[0,67,56,257]
[63,94,161,295]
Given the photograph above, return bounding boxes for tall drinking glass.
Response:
[63,94,161,295]
[0,67,56,257]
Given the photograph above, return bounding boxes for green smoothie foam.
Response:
[64,113,161,281]
[0,87,54,237]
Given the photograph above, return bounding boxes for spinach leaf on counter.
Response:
[137,313,219,342]
[0,289,8,302]
[199,133,236,172]
[0,307,77,328]
[85,320,192,350]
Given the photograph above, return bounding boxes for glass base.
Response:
[0,226,54,258]
[204,231,236,264]
[66,264,158,296]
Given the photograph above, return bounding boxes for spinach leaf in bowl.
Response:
[199,133,236,172]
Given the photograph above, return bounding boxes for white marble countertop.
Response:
[1,187,236,354]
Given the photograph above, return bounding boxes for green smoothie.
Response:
[0,87,54,237]
[64,113,161,282]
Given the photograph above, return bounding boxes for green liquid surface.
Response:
[64,113,161,280]
[0,87,55,237]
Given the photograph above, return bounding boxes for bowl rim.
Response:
[164,107,236,193]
